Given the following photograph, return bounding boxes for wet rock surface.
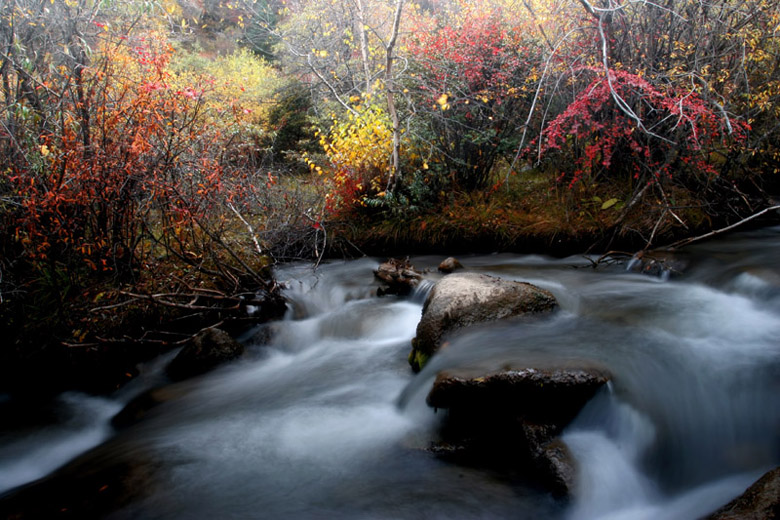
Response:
[426,366,609,496]
[627,250,689,278]
[409,273,557,371]
[438,257,464,274]
[0,445,158,520]
[427,367,611,424]
[111,385,188,429]
[705,466,780,520]
[166,328,244,381]
[374,257,424,296]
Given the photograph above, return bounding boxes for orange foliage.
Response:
[9,32,253,274]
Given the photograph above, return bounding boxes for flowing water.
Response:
[1,227,779,519]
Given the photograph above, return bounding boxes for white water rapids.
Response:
[1,226,778,519]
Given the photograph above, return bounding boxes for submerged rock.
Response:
[111,385,188,429]
[438,257,464,274]
[628,250,688,278]
[427,366,610,496]
[374,257,423,296]
[535,437,576,495]
[166,328,244,381]
[705,466,780,519]
[0,445,156,519]
[409,273,557,371]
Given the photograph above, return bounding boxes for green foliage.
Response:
[241,0,282,61]
[263,82,317,167]
[364,169,438,216]
[170,45,284,128]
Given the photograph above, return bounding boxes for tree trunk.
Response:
[385,0,404,192]
[354,0,373,95]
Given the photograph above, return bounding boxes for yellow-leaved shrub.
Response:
[308,102,394,213]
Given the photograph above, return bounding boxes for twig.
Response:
[645,209,667,250]
[603,180,654,251]
[90,299,137,312]
[301,212,327,269]
[655,182,688,230]
[65,320,227,349]
[665,205,780,250]
[171,276,226,296]
[507,26,581,182]
[118,291,242,311]
[583,250,635,268]
[315,225,327,270]
[228,202,263,256]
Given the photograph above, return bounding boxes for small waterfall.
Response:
[626,254,642,272]
[564,389,659,520]
[411,278,436,303]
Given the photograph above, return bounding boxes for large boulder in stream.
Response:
[166,328,244,381]
[705,466,780,519]
[408,273,557,371]
[427,366,610,496]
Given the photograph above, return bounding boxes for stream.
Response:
[1,227,779,519]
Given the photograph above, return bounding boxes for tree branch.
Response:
[665,205,780,250]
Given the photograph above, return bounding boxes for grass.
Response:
[324,164,743,257]
[332,170,641,255]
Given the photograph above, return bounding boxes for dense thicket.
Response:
[250,0,779,229]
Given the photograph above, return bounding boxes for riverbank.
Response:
[330,174,780,258]
[0,254,286,399]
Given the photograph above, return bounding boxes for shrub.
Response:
[533,68,748,188]
[308,101,394,214]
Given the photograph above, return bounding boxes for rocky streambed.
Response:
[2,229,780,519]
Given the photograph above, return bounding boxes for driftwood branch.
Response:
[665,205,780,250]
[645,210,667,251]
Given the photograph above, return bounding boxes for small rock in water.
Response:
[438,257,464,274]
[374,257,423,296]
[628,250,688,278]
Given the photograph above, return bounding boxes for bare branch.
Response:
[306,53,359,117]
[666,205,780,250]
[228,202,263,256]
